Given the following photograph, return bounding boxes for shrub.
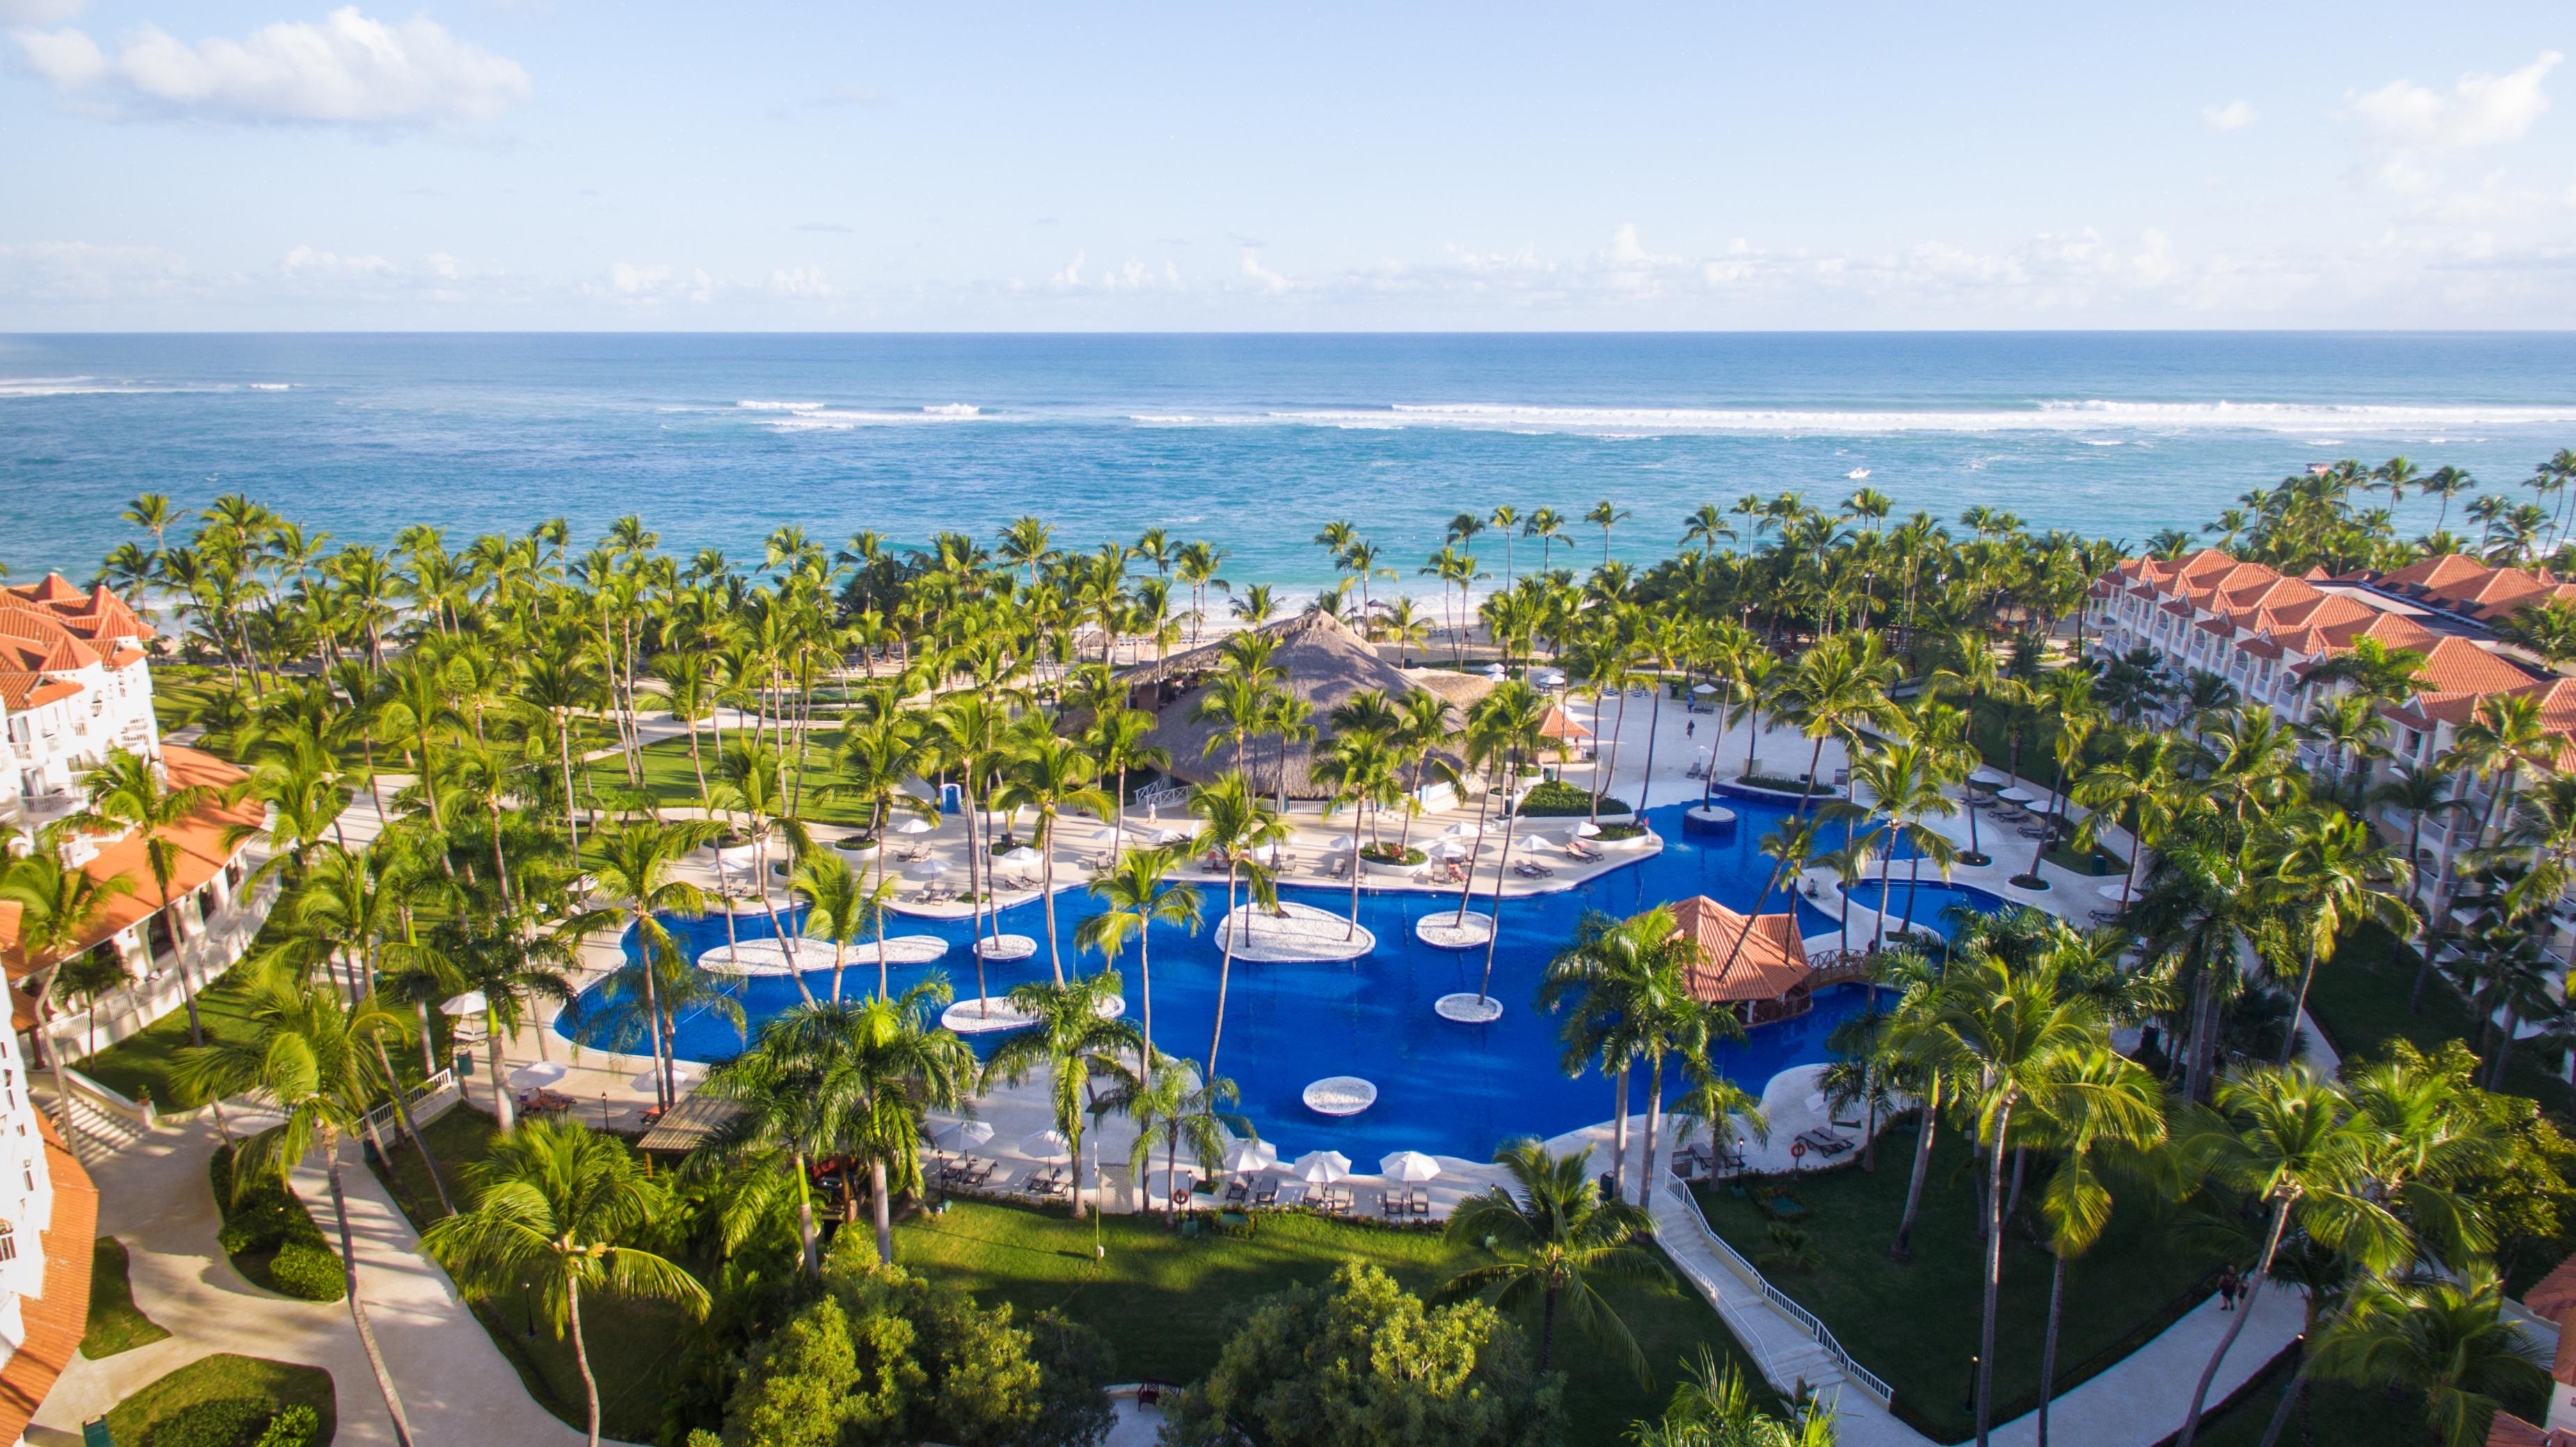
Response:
[1357,844,1426,867]
[254,1405,321,1447]
[266,1242,347,1303]
[1516,780,1629,817]
[1591,822,1646,841]
[143,1397,273,1447]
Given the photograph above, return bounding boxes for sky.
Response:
[2,2,2574,330]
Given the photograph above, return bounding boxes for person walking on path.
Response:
[2217,1267,2241,1313]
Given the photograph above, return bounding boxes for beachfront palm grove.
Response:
[11,451,2576,1447]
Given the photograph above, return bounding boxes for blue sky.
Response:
[3,1,2572,329]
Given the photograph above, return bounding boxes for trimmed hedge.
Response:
[257,1405,323,1447]
[1518,780,1631,817]
[1592,822,1648,841]
[144,1398,271,1447]
[1358,844,1426,867]
[209,1144,346,1303]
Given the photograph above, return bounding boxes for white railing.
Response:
[1664,1181,1898,1407]
[364,1068,461,1141]
[1134,782,1193,811]
[33,1066,157,1130]
[47,871,280,1056]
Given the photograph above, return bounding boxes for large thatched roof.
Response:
[1126,611,1461,799]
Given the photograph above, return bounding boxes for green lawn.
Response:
[74,970,268,1109]
[896,1198,1765,1447]
[103,1353,337,1447]
[2305,924,2576,1118]
[1693,1121,2215,1444]
[576,729,877,828]
[81,1236,171,1359]
[370,1106,699,1444]
[2188,1347,2538,1447]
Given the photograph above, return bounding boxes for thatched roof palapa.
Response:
[1122,611,1466,800]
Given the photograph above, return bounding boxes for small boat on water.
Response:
[1845,467,1871,480]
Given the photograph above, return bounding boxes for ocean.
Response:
[6,332,2576,589]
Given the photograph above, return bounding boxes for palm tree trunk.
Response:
[1474,783,1523,1004]
[1609,1064,1630,1205]
[2179,1196,2290,1447]
[1208,864,1239,1081]
[324,1134,418,1447]
[568,1274,603,1447]
[2038,1249,2066,1447]
[2255,1357,2310,1447]
[1455,761,1497,926]
[1539,1283,1559,1373]
[1891,1080,1938,1260]
[1975,1100,2014,1447]
[1346,802,1363,939]
[1640,1050,1667,1205]
[872,1157,896,1264]
[371,1040,452,1214]
[793,1150,820,1276]
[1637,685,1662,813]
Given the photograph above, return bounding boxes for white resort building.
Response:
[0,574,276,1070]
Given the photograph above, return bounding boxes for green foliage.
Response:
[1518,780,1628,816]
[103,1355,337,1447]
[1164,1262,1564,1447]
[253,1405,323,1447]
[712,1246,1113,1447]
[2369,1039,2576,1285]
[207,1144,345,1302]
[1591,822,1646,841]
[266,1241,349,1303]
[1358,843,1426,866]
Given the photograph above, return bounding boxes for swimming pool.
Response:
[561,798,1882,1162]
[1834,878,2012,941]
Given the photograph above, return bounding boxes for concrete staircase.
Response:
[49,1091,152,1164]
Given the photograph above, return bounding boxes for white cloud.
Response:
[2202,100,2257,131]
[0,0,83,23]
[768,265,832,299]
[609,262,671,294]
[0,240,189,302]
[282,244,395,278]
[2351,52,2559,149]
[1239,248,1287,292]
[14,6,532,127]
[1049,251,1084,288]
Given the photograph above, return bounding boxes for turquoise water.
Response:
[1835,878,2011,942]
[9,332,2576,581]
[562,798,1877,1162]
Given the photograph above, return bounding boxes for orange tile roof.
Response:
[0,745,257,990]
[0,1113,96,1447]
[1670,896,1810,1003]
[1539,704,1592,741]
[0,574,150,711]
[2490,1412,2576,1447]
[2525,1253,2576,1320]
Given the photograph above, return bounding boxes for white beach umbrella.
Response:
[1996,787,2037,805]
[1224,1139,1280,1173]
[1154,826,1193,845]
[1432,839,1472,860]
[1691,682,1718,695]
[1291,1149,1352,1183]
[999,846,1042,867]
[932,1120,995,1152]
[1444,821,1483,838]
[508,1060,569,1090]
[632,1061,703,1092]
[896,816,938,835]
[1378,1151,1442,1183]
[1514,832,1557,853]
[1970,768,2007,786]
[908,857,954,879]
[1573,821,1603,838]
[2096,881,2131,901]
[1019,1130,1074,1164]
[1088,826,1122,843]
[439,990,488,1017]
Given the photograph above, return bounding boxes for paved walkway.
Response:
[33,1113,591,1447]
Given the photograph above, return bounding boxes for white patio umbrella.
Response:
[1323,833,1357,852]
[1514,832,1557,853]
[508,1060,568,1090]
[907,857,955,880]
[632,1060,703,1092]
[1432,839,1472,860]
[1223,1139,1280,1173]
[1088,826,1122,843]
[1019,1130,1074,1164]
[1291,1149,1353,1183]
[1444,821,1483,837]
[1378,1151,1442,1183]
[1572,821,1603,838]
[1996,787,2038,805]
[1254,840,1291,864]
[1154,826,1193,844]
[999,846,1042,867]
[1691,682,1718,695]
[2096,881,2131,901]
[1971,768,2007,786]
[932,1120,995,1152]
[438,990,488,1017]
[896,816,938,835]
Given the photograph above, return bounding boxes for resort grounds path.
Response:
[33,1112,593,1447]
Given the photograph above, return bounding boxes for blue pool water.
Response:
[561,797,1889,1162]
[1836,878,2011,941]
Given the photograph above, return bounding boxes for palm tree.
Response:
[1097,1055,1245,1216]
[2026,1052,2166,1447]
[994,734,1113,984]
[2174,1068,2409,1447]
[1468,681,1550,1007]
[710,741,815,1002]
[1586,500,1632,567]
[1311,728,1401,939]
[1670,1066,1770,1176]
[792,853,893,1002]
[1188,771,1286,1082]
[2262,809,2415,1064]
[1076,844,1202,1073]
[1439,1141,1664,1377]
[2312,1268,2545,1447]
[173,970,422,1447]
[1918,954,2108,1447]
[980,973,1139,1219]
[69,749,216,1045]
[564,819,717,1109]
[422,1119,710,1447]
